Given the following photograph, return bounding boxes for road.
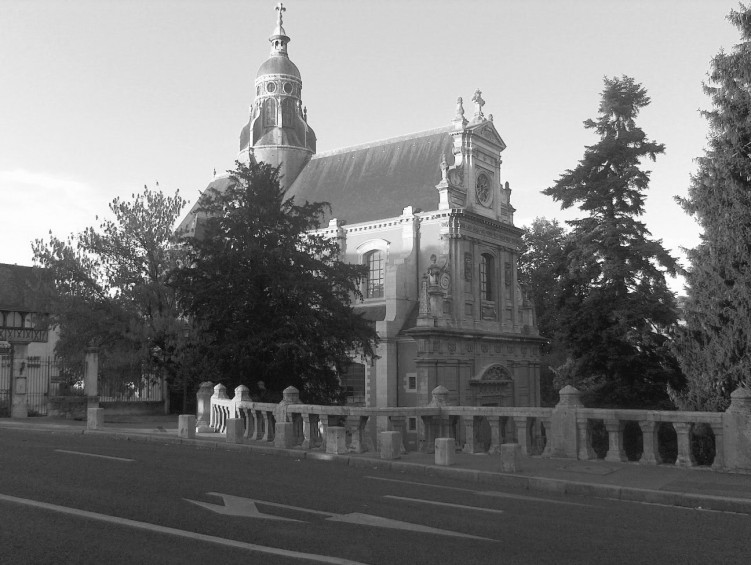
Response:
[0,428,748,564]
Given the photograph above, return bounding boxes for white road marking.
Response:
[366,476,593,507]
[187,492,494,541]
[55,449,134,462]
[0,493,368,565]
[384,495,505,515]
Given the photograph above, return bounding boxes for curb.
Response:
[3,422,750,515]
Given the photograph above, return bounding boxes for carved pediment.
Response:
[476,123,506,149]
[471,364,513,384]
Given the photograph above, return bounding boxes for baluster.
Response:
[638,420,660,465]
[577,419,594,460]
[540,416,552,457]
[462,416,478,454]
[709,422,724,470]
[488,417,502,454]
[301,414,313,449]
[261,411,272,442]
[604,419,627,462]
[512,416,530,455]
[674,422,696,467]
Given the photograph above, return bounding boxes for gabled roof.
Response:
[0,263,44,312]
[285,126,456,224]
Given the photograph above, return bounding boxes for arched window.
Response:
[365,250,384,299]
[263,98,277,127]
[480,253,494,301]
[281,98,295,128]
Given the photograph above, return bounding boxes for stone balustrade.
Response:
[201,382,751,473]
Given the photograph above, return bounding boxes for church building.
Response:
[180,5,544,416]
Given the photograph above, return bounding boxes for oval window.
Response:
[283,82,293,94]
[266,82,277,93]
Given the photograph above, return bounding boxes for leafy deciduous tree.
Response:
[33,186,189,405]
[542,76,683,408]
[672,6,751,410]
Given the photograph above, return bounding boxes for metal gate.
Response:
[0,355,56,416]
[0,355,10,417]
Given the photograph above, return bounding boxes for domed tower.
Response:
[238,3,316,189]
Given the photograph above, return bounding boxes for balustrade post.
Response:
[604,419,627,462]
[462,417,478,454]
[638,420,660,465]
[512,417,530,455]
[195,381,214,433]
[488,417,502,454]
[576,419,594,460]
[723,388,751,472]
[673,422,696,467]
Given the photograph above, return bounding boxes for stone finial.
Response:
[234,385,251,402]
[282,386,301,404]
[429,385,449,407]
[454,97,467,126]
[472,89,485,120]
[557,385,583,407]
[213,383,229,399]
[727,387,751,414]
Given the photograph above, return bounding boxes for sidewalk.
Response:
[2,415,750,514]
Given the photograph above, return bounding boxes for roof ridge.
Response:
[312,125,455,159]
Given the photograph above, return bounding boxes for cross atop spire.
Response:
[275,2,286,26]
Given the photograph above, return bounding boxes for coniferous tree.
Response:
[173,161,378,403]
[543,76,683,408]
[672,6,751,411]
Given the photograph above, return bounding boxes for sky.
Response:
[0,0,743,293]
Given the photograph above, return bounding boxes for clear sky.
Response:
[0,0,741,292]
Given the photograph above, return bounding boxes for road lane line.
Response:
[384,495,505,515]
[367,476,592,507]
[0,493,369,565]
[55,449,134,462]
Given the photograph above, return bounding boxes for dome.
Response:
[256,55,300,79]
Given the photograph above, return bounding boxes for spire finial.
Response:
[453,96,467,126]
[275,2,286,26]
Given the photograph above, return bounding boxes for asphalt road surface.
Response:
[0,429,748,564]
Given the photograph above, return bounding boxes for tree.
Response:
[542,76,683,408]
[671,6,751,411]
[33,186,189,407]
[173,161,378,403]
[518,218,569,405]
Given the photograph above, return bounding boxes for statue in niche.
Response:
[464,253,473,281]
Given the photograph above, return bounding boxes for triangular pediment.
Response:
[467,120,506,150]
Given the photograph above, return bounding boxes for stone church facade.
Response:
[180,5,544,416]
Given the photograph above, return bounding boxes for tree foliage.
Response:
[173,161,378,403]
[671,6,751,410]
[32,186,189,392]
[518,218,569,405]
[542,76,683,408]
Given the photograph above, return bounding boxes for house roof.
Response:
[0,263,44,312]
[285,126,456,224]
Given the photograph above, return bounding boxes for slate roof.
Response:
[0,263,44,312]
[285,126,456,224]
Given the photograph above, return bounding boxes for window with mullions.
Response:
[480,253,494,301]
[365,250,384,298]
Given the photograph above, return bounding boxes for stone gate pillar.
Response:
[84,346,100,408]
[10,341,29,418]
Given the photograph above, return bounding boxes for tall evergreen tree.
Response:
[672,6,751,411]
[173,161,378,403]
[543,76,682,408]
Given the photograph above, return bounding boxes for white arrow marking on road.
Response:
[0,492,369,565]
[187,492,494,541]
